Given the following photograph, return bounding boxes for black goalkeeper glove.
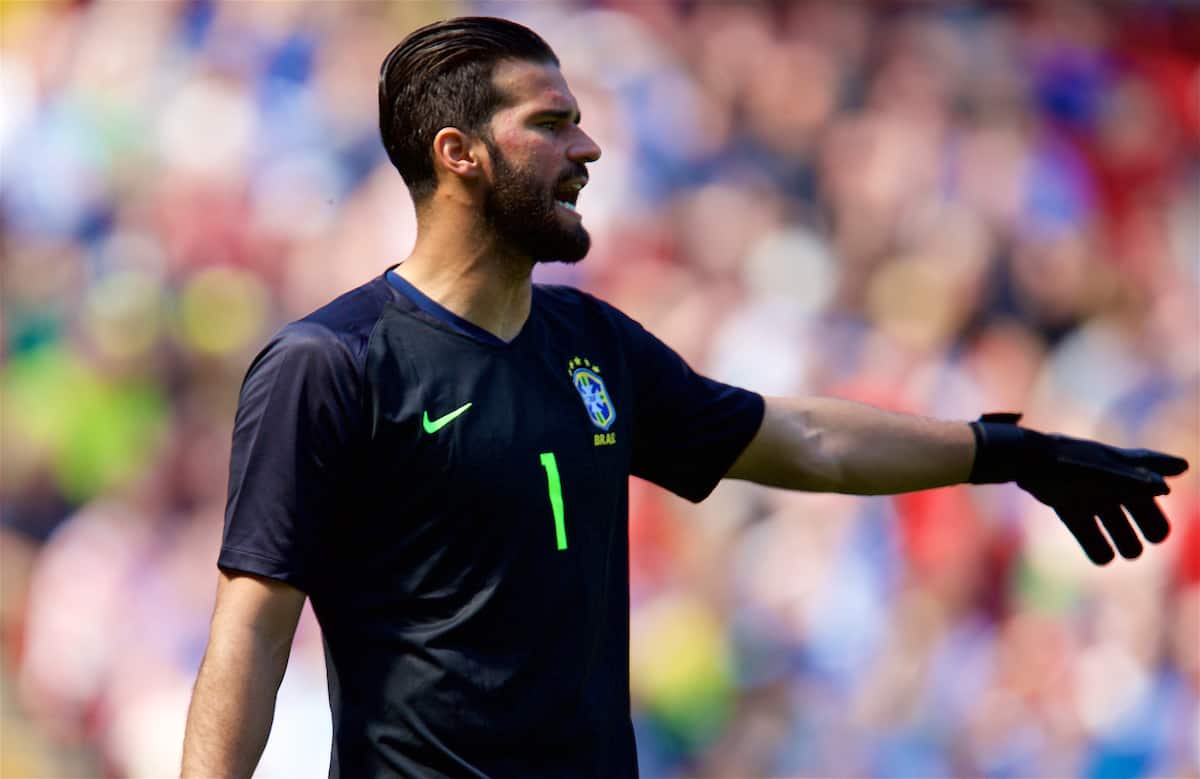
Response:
[968,413,1189,565]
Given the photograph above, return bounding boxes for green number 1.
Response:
[539,452,567,551]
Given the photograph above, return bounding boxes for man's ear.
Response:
[432,127,488,184]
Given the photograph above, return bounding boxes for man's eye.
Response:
[538,120,559,130]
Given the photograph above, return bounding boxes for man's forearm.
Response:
[181,622,292,777]
[728,396,975,494]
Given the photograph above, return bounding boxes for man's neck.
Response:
[395,212,535,343]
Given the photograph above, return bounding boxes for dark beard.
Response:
[483,142,590,265]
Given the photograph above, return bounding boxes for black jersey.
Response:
[218,270,763,778]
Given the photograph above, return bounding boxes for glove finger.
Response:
[1125,496,1171,544]
[1096,505,1143,560]
[1121,449,1189,477]
[1056,454,1168,493]
[1131,471,1169,497]
[1058,508,1115,566]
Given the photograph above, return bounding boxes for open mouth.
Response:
[555,178,586,214]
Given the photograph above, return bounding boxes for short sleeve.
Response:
[218,322,364,592]
[620,314,764,502]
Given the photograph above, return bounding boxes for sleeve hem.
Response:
[678,391,766,503]
[217,547,311,593]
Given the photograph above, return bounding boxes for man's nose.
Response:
[568,128,601,164]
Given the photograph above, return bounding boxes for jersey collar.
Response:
[385,268,519,348]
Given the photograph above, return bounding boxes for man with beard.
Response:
[182,16,1188,779]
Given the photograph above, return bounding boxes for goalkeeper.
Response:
[182,16,1189,779]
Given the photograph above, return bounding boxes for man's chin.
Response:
[487,201,591,264]
[537,229,590,265]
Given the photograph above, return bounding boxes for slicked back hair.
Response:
[379,17,560,204]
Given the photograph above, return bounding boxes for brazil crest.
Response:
[568,357,615,431]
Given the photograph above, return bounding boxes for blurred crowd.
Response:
[2,1,1198,777]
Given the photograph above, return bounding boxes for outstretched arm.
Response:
[182,571,306,778]
[726,396,975,494]
[727,397,1189,564]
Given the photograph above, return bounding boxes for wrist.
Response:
[968,413,1043,484]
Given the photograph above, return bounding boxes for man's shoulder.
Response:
[271,273,394,362]
[534,284,651,345]
[298,273,393,336]
[533,283,628,323]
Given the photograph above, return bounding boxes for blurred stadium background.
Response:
[2,1,1198,777]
